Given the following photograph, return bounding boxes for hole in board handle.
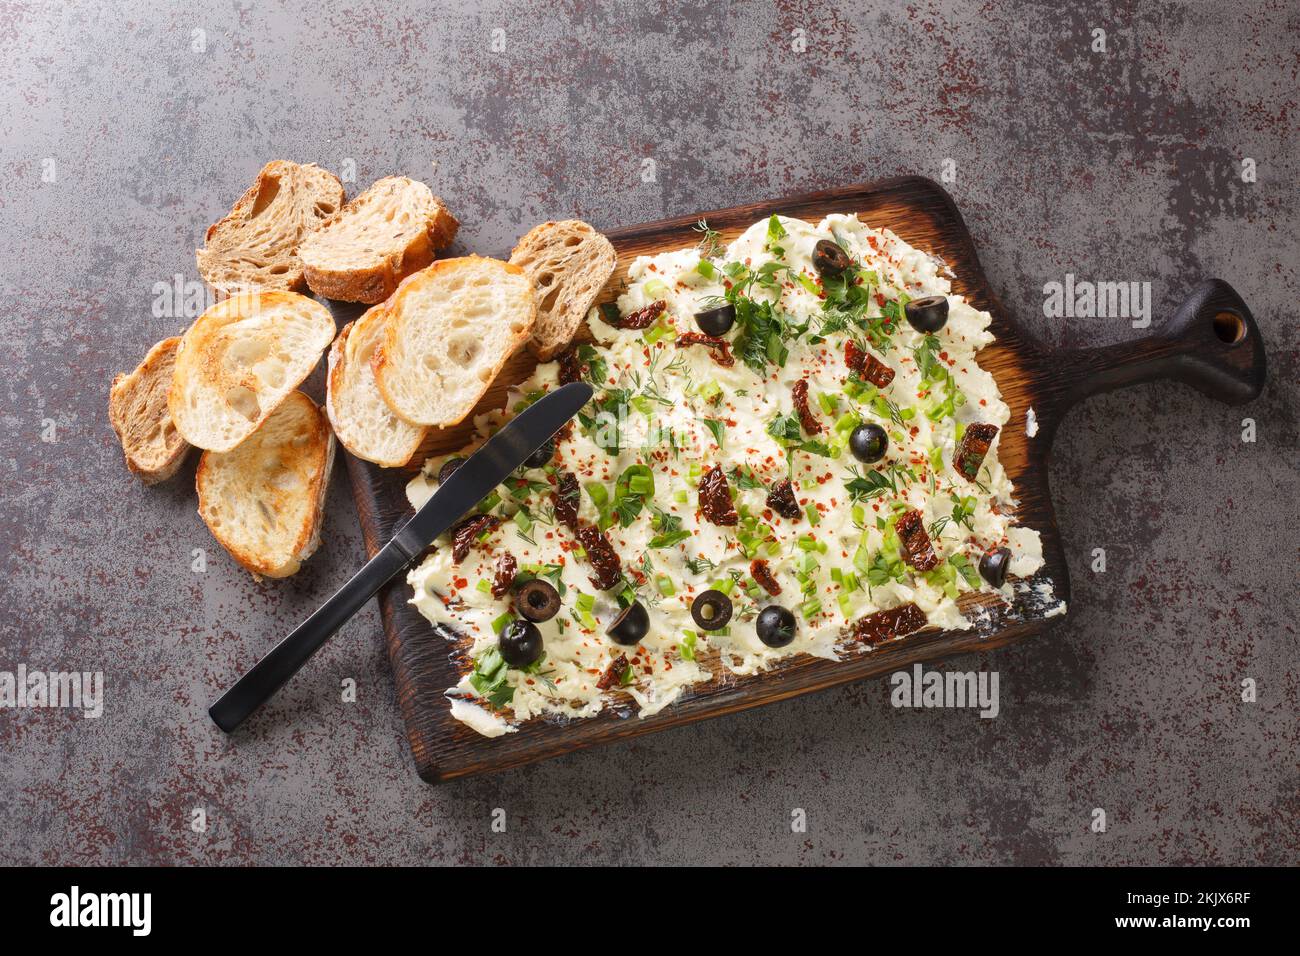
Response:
[1212,310,1246,345]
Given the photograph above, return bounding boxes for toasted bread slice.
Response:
[196,160,343,296]
[168,290,335,452]
[371,257,536,427]
[326,306,426,467]
[299,177,459,304]
[509,220,616,360]
[196,391,335,579]
[108,336,191,484]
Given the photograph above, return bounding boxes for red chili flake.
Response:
[955,423,999,481]
[557,346,585,384]
[450,514,500,564]
[791,378,822,434]
[851,602,929,646]
[618,299,666,330]
[576,522,622,590]
[698,465,739,526]
[765,479,801,521]
[491,552,518,598]
[895,509,940,571]
[750,559,781,596]
[675,332,735,367]
[553,470,580,530]
[597,654,629,691]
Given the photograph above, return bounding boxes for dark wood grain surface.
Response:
[344,176,1266,784]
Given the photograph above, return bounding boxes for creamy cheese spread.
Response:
[407,213,1056,735]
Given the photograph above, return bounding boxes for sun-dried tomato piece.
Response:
[844,339,867,375]
[765,479,801,521]
[597,654,629,690]
[791,379,822,434]
[851,602,929,646]
[491,552,518,598]
[675,332,735,368]
[954,423,999,481]
[553,471,580,530]
[860,352,895,387]
[843,339,894,387]
[895,509,939,571]
[450,514,500,564]
[698,465,738,526]
[618,300,666,330]
[557,346,585,385]
[577,522,623,590]
[750,558,782,596]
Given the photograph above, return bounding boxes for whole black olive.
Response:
[755,605,796,648]
[514,579,561,623]
[606,600,650,646]
[903,295,949,333]
[524,439,555,469]
[690,589,733,631]
[849,423,889,463]
[812,239,851,277]
[978,547,1012,588]
[499,619,543,667]
[437,457,466,484]
[694,303,736,336]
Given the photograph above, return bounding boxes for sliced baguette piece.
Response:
[509,220,617,360]
[299,176,459,304]
[196,160,344,296]
[326,306,426,467]
[196,390,335,579]
[108,336,191,484]
[371,256,536,427]
[168,290,336,452]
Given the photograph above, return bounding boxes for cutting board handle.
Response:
[1051,279,1267,410]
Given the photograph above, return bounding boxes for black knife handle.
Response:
[208,540,412,733]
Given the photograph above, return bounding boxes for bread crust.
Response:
[510,219,616,360]
[168,290,336,453]
[325,309,426,467]
[196,160,343,297]
[300,177,459,304]
[370,256,537,428]
[195,391,335,579]
[108,336,192,484]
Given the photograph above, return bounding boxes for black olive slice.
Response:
[978,547,1012,588]
[903,295,949,333]
[694,303,736,336]
[499,619,543,667]
[524,439,555,469]
[606,601,650,646]
[437,457,466,484]
[849,423,888,463]
[514,579,561,623]
[755,605,796,648]
[690,589,733,631]
[812,239,851,277]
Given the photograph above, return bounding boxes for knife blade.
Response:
[208,380,593,733]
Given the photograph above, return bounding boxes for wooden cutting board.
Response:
[343,176,1266,784]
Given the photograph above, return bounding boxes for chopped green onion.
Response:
[476,579,492,594]
[491,612,513,635]
[680,630,697,661]
[805,503,820,526]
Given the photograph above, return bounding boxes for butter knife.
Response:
[209,380,593,733]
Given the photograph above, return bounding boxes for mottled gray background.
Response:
[0,0,1295,865]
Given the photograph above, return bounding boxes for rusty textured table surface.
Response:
[0,0,1295,865]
